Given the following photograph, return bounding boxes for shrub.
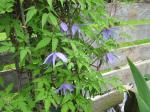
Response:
[0,0,119,111]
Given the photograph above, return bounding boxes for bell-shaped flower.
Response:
[71,24,80,36]
[102,28,118,40]
[60,22,68,32]
[56,83,75,95]
[43,52,67,66]
[106,53,116,64]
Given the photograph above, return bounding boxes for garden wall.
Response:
[92,3,150,112]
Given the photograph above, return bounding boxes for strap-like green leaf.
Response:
[127,58,150,107]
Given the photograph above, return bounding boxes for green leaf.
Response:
[0,46,10,53]
[20,48,28,64]
[5,83,13,93]
[136,94,150,112]
[44,98,51,112]
[67,101,75,112]
[48,13,57,26]
[20,0,24,5]
[62,95,72,104]
[52,38,58,52]
[0,77,4,86]
[61,103,69,112]
[36,38,51,49]
[59,0,64,6]
[42,13,48,29]
[47,0,52,9]
[26,6,37,23]
[127,58,150,106]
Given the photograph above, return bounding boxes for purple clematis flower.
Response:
[60,22,68,32]
[56,83,75,95]
[101,28,118,40]
[106,53,116,64]
[71,24,80,36]
[43,52,67,66]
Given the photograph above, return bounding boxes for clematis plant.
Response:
[0,0,121,112]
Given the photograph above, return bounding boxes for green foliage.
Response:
[0,0,15,14]
[0,0,120,112]
[127,58,150,112]
[26,6,37,23]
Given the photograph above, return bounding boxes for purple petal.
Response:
[56,83,75,95]
[63,84,75,91]
[52,53,57,66]
[43,53,54,64]
[101,27,119,40]
[106,53,115,64]
[60,22,68,32]
[55,52,67,63]
[102,29,112,40]
[44,52,67,66]
[71,24,80,36]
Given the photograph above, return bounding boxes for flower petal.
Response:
[60,22,68,32]
[72,24,80,36]
[52,53,57,66]
[43,53,54,64]
[56,52,67,63]
[56,83,75,95]
[107,53,115,64]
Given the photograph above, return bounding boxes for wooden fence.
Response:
[0,3,150,112]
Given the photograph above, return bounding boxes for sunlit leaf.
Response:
[36,38,51,49]
[42,13,48,29]
[52,38,58,52]
[26,6,37,23]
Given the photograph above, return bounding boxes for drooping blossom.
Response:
[71,24,80,36]
[60,22,68,32]
[43,52,67,66]
[106,53,116,64]
[56,83,75,95]
[101,28,118,40]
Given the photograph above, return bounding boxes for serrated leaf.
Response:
[44,98,51,112]
[0,46,10,53]
[67,101,75,112]
[61,104,69,112]
[42,13,48,29]
[70,42,77,51]
[20,48,28,64]
[36,38,51,49]
[26,6,37,23]
[52,38,58,52]
[48,13,57,26]
[60,0,64,6]
[62,95,72,104]
[47,0,52,9]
